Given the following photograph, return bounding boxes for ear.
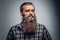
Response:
[20,11,25,17]
[20,11,22,16]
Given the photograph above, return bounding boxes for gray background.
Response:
[0,0,59,40]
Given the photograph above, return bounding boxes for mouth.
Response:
[28,16,34,21]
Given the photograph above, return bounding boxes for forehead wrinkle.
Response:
[23,5,34,10]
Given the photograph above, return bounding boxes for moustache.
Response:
[28,14,34,18]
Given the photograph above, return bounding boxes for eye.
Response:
[25,10,30,12]
[31,10,34,12]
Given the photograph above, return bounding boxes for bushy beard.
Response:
[21,15,37,33]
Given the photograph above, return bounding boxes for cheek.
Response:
[23,12,30,17]
[32,13,35,16]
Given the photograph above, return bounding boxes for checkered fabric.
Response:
[6,23,52,40]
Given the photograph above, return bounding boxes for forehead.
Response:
[23,5,35,10]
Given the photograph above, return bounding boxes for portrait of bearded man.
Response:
[6,2,52,40]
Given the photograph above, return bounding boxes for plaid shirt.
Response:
[6,23,52,40]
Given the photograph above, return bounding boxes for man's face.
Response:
[21,5,37,33]
[22,5,35,21]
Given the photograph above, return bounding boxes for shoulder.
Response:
[37,23,46,29]
[37,23,48,33]
[10,23,22,31]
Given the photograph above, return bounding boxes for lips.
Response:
[29,16,33,19]
[28,16,34,21]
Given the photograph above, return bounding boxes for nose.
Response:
[30,14,32,16]
[29,10,33,14]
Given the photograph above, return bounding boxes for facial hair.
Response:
[21,14,38,33]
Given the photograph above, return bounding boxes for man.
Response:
[6,2,52,40]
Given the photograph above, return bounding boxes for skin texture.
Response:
[21,5,37,33]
